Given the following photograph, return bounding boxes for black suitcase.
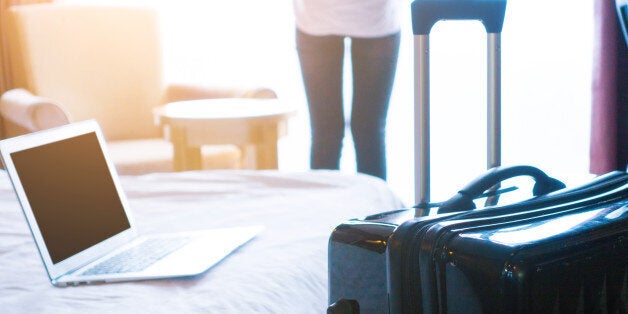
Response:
[330,0,511,311]
[328,0,628,312]
[329,169,628,313]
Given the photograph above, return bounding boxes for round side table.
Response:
[154,98,296,170]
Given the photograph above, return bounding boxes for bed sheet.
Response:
[0,170,404,313]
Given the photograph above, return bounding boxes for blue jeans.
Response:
[296,30,400,180]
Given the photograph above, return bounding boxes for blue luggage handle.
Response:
[411,0,507,35]
[437,165,566,214]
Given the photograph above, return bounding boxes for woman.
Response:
[294,0,401,180]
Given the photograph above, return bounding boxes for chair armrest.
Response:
[0,89,70,134]
[161,83,277,104]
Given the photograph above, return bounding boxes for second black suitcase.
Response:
[415,177,628,313]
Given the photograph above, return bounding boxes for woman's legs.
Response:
[296,30,346,170]
[350,32,400,180]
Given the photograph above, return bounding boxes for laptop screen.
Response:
[10,132,131,264]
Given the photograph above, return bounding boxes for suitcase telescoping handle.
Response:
[436,165,566,214]
[412,0,508,216]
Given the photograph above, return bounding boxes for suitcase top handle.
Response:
[411,0,507,35]
[436,165,566,214]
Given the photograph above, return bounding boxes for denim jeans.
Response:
[296,29,400,180]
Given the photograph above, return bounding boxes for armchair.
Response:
[2,3,278,174]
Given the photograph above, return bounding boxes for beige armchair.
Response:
[2,3,277,174]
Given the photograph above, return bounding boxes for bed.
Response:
[0,169,404,313]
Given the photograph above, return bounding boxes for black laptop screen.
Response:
[11,132,131,264]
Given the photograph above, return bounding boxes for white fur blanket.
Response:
[0,170,403,313]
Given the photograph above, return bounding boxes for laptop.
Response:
[0,119,262,286]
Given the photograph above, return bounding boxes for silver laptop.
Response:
[0,119,262,286]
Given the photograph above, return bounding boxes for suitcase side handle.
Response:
[327,299,360,314]
[437,165,566,214]
[411,0,508,35]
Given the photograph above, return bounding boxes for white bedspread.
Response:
[0,170,403,313]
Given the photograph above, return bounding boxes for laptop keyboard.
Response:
[81,236,192,276]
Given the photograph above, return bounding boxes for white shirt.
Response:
[293,0,402,38]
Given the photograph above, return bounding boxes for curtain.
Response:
[0,0,52,94]
[591,0,628,174]
[0,0,52,138]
